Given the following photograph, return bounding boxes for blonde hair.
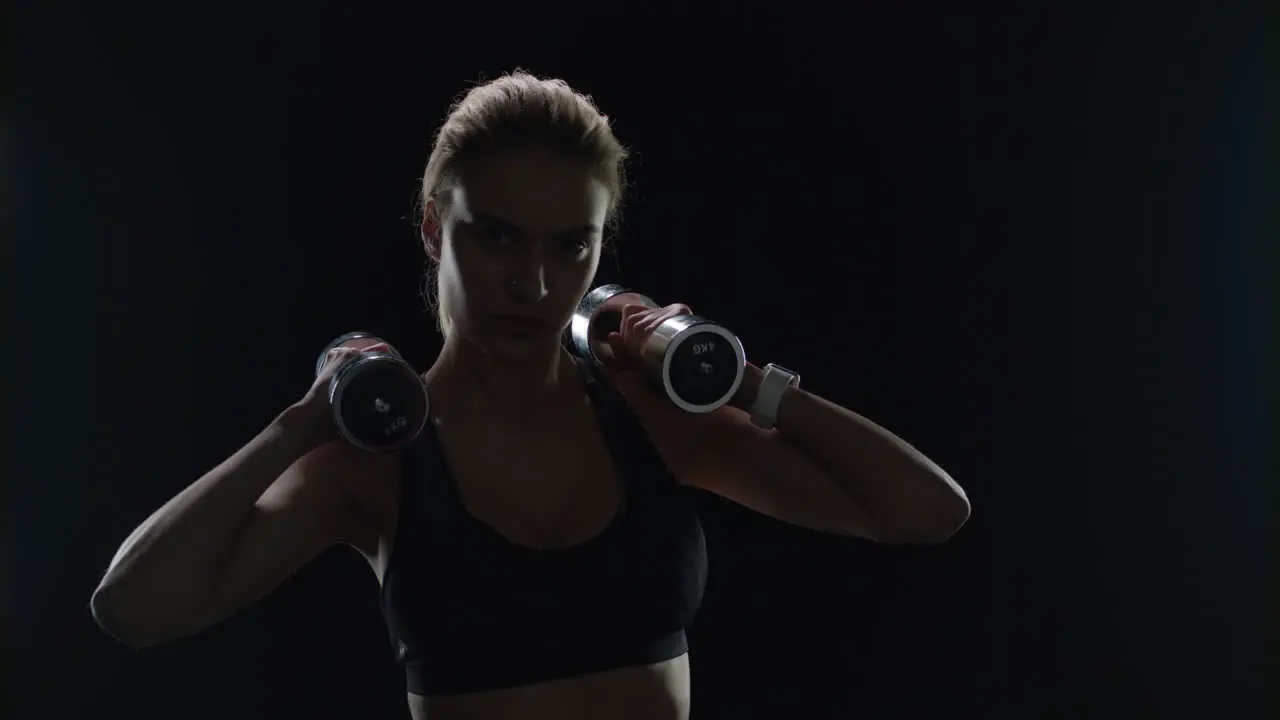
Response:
[421,71,629,334]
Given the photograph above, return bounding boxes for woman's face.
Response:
[433,146,610,358]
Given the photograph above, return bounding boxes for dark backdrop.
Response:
[10,2,1273,719]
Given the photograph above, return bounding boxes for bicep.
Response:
[201,443,379,623]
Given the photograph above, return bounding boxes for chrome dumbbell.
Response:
[570,285,746,413]
[315,332,429,452]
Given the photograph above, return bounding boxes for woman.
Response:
[91,72,970,720]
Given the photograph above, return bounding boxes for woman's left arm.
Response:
[603,303,971,545]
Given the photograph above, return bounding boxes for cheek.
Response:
[436,246,479,319]
[549,251,598,299]
[569,253,600,295]
[443,238,500,290]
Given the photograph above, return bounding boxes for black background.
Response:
[10,2,1274,718]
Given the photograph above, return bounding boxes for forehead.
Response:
[448,147,609,231]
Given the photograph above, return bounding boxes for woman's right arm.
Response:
[90,347,385,649]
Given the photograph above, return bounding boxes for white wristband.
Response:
[749,363,800,430]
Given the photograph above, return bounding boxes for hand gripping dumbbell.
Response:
[570,285,746,413]
[315,332,430,452]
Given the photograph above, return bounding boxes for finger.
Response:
[642,308,676,337]
[621,305,649,344]
[619,303,649,325]
[324,347,355,363]
[605,332,634,363]
[319,346,363,373]
[616,302,644,319]
[339,339,388,352]
[634,304,675,339]
[606,332,626,356]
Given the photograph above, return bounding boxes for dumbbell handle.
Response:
[571,284,741,365]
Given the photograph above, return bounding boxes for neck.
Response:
[427,333,578,422]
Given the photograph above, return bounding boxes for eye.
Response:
[479,226,514,249]
[560,235,592,257]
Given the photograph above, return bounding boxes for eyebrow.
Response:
[472,211,599,236]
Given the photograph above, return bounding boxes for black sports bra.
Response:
[379,360,708,696]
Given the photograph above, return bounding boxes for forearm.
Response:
[93,408,315,641]
[733,364,969,543]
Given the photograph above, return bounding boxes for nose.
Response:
[506,259,549,303]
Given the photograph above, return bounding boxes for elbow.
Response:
[90,583,138,647]
[928,491,971,543]
[917,510,969,545]
[918,493,972,545]
[878,492,971,546]
[90,581,164,650]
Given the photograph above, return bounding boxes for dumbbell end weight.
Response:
[317,332,429,453]
[644,316,746,414]
[329,354,430,453]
